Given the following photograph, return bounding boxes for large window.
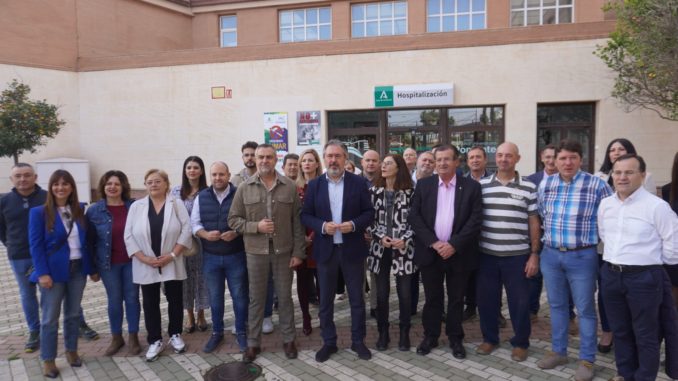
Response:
[280,7,332,43]
[537,103,595,172]
[351,1,408,38]
[328,106,504,171]
[510,0,574,27]
[427,0,486,33]
[220,15,237,47]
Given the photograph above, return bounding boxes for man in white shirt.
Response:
[598,154,678,381]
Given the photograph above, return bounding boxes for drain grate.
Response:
[204,362,262,381]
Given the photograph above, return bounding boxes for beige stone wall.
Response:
[1,39,676,193]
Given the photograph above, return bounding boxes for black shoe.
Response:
[416,337,438,355]
[597,342,613,353]
[498,313,507,329]
[376,329,390,351]
[351,342,372,360]
[398,326,410,351]
[203,333,224,353]
[315,344,338,362]
[25,331,40,353]
[79,322,99,341]
[462,307,477,322]
[450,340,466,359]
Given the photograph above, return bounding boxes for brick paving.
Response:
[0,245,672,380]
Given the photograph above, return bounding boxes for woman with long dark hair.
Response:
[29,170,97,378]
[86,170,140,356]
[170,156,209,333]
[367,153,416,351]
[296,149,324,335]
[661,152,678,306]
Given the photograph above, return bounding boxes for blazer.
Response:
[408,174,483,269]
[366,187,416,276]
[300,171,374,264]
[28,204,94,283]
[124,195,192,285]
[526,170,546,189]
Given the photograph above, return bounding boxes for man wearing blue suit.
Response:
[301,140,374,362]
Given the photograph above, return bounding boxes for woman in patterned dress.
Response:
[171,156,209,333]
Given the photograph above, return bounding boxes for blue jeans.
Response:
[39,260,87,361]
[99,262,140,334]
[10,258,40,333]
[541,246,598,362]
[203,251,248,335]
[477,253,531,349]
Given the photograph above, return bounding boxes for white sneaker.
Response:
[145,340,165,362]
[169,334,186,353]
[229,325,236,335]
[262,317,274,334]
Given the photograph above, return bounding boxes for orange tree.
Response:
[0,79,64,164]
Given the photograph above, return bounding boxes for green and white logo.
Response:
[374,86,394,107]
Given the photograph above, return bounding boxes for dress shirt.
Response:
[434,176,456,242]
[190,186,230,235]
[326,173,345,244]
[538,170,612,249]
[598,187,678,265]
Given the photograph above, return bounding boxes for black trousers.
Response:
[375,249,412,329]
[141,280,183,344]
[420,256,469,342]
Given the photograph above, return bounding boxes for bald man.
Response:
[190,162,248,353]
[474,143,540,362]
[361,150,381,184]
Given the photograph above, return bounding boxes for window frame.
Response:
[536,102,595,173]
[279,7,332,43]
[510,0,574,27]
[219,15,238,48]
[351,1,408,38]
[426,0,487,33]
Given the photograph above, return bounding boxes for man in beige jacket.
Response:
[228,143,306,363]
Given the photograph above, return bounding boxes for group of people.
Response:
[1,137,677,381]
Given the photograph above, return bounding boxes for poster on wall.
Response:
[296,111,321,146]
[264,112,288,169]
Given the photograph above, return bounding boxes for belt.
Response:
[548,245,596,252]
[606,262,663,273]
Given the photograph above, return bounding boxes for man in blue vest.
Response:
[190,161,248,353]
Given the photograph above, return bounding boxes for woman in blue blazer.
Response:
[29,170,97,378]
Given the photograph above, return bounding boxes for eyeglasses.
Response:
[145,180,164,186]
[381,161,397,167]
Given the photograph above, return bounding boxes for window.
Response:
[220,15,237,47]
[427,0,486,33]
[510,0,573,27]
[280,7,332,43]
[351,1,407,38]
[536,103,595,172]
[448,106,504,172]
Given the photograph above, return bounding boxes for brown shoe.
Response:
[66,351,82,367]
[128,333,142,356]
[242,347,261,363]
[283,342,298,359]
[475,342,496,355]
[43,360,59,378]
[105,334,125,356]
[511,347,528,362]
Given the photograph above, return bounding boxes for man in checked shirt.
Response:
[536,140,612,381]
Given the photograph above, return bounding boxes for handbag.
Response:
[171,198,200,257]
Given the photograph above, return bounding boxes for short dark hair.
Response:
[555,139,583,158]
[97,170,132,201]
[467,145,487,159]
[613,153,646,173]
[256,143,275,153]
[540,144,556,155]
[12,162,33,170]
[323,139,348,156]
[241,141,258,152]
[434,144,460,160]
[283,153,299,167]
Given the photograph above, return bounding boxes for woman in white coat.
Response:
[124,169,192,362]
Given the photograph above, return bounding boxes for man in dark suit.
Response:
[301,140,374,362]
[408,144,482,359]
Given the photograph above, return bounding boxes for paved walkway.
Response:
[0,246,672,381]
